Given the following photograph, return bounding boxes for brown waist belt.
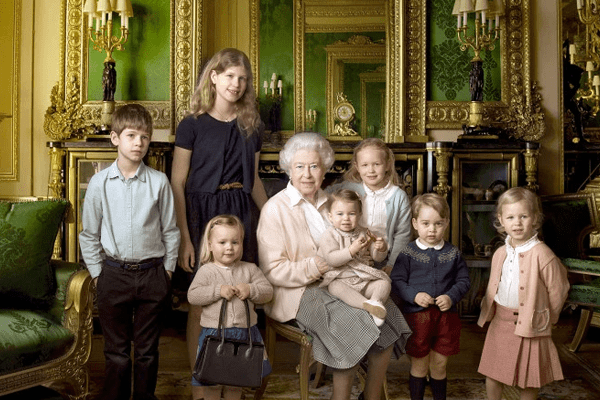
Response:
[217,182,243,190]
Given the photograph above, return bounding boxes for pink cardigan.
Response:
[477,242,569,337]
[257,188,327,322]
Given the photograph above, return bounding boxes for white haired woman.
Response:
[257,132,411,400]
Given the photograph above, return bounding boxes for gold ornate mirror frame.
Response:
[250,0,531,142]
[325,36,385,138]
[423,0,532,132]
[56,0,201,134]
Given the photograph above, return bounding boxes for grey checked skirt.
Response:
[296,285,412,369]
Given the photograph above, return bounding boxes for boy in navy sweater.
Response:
[390,193,470,400]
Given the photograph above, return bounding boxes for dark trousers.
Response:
[96,262,171,400]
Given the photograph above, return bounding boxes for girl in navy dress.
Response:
[171,48,268,400]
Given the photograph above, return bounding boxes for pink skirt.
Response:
[478,302,563,388]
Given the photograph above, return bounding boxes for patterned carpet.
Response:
[64,313,600,400]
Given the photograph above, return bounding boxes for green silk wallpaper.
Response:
[87,0,171,102]
[427,0,501,102]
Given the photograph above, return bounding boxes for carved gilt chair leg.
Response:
[298,342,313,400]
[253,323,276,400]
[568,308,594,352]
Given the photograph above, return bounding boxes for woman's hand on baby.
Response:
[220,285,238,300]
[314,256,331,274]
[235,283,251,300]
[435,295,452,312]
[414,292,435,308]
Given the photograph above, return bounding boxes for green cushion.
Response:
[0,200,69,308]
[0,309,74,374]
[562,258,600,274]
[569,277,600,306]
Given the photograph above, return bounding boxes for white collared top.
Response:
[285,181,330,243]
[360,181,394,239]
[494,233,541,309]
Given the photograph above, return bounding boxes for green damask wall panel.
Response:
[259,0,294,132]
[427,0,500,102]
[87,0,171,101]
[305,32,385,135]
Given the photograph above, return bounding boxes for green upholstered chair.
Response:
[541,193,600,352]
[0,198,93,399]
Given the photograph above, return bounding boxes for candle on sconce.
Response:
[270,80,275,95]
[481,11,486,24]
[277,80,282,95]
[495,15,499,28]
[463,12,468,27]
[457,15,461,29]
[594,75,600,96]
[263,81,268,95]
[587,61,594,72]
[102,12,107,26]
[88,13,94,28]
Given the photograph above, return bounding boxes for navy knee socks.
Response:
[429,377,447,400]
[408,374,426,400]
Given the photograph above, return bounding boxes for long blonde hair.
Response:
[188,48,261,136]
[343,138,400,186]
[199,215,245,265]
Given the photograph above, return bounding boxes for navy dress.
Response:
[175,114,263,276]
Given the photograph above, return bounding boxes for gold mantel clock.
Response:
[332,93,360,140]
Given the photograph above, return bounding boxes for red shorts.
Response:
[404,307,461,358]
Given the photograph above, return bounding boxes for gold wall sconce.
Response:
[83,0,133,134]
[452,0,504,137]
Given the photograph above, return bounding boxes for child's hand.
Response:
[414,292,434,308]
[350,234,370,256]
[435,295,452,312]
[220,285,238,300]
[373,237,387,253]
[235,283,251,300]
[382,265,393,276]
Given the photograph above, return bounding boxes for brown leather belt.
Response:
[105,256,163,271]
[217,182,243,190]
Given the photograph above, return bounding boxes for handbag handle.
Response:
[215,298,255,360]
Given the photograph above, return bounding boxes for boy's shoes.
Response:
[363,299,387,326]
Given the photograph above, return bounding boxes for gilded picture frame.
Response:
[57,0,202,133]
[422,0,532,131]
[252,0,531,142]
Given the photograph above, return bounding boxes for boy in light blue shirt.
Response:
[80,103,180,400]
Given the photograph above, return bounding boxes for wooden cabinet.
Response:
[427,140,540,316]
[47,140,172,263]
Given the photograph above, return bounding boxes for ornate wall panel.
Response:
[0,0,20,181]
[423,0,532,130]
[56,0,201,134]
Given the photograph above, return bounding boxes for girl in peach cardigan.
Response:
[477,188,569,400]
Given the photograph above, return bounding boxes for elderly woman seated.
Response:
[257,132,412,400]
